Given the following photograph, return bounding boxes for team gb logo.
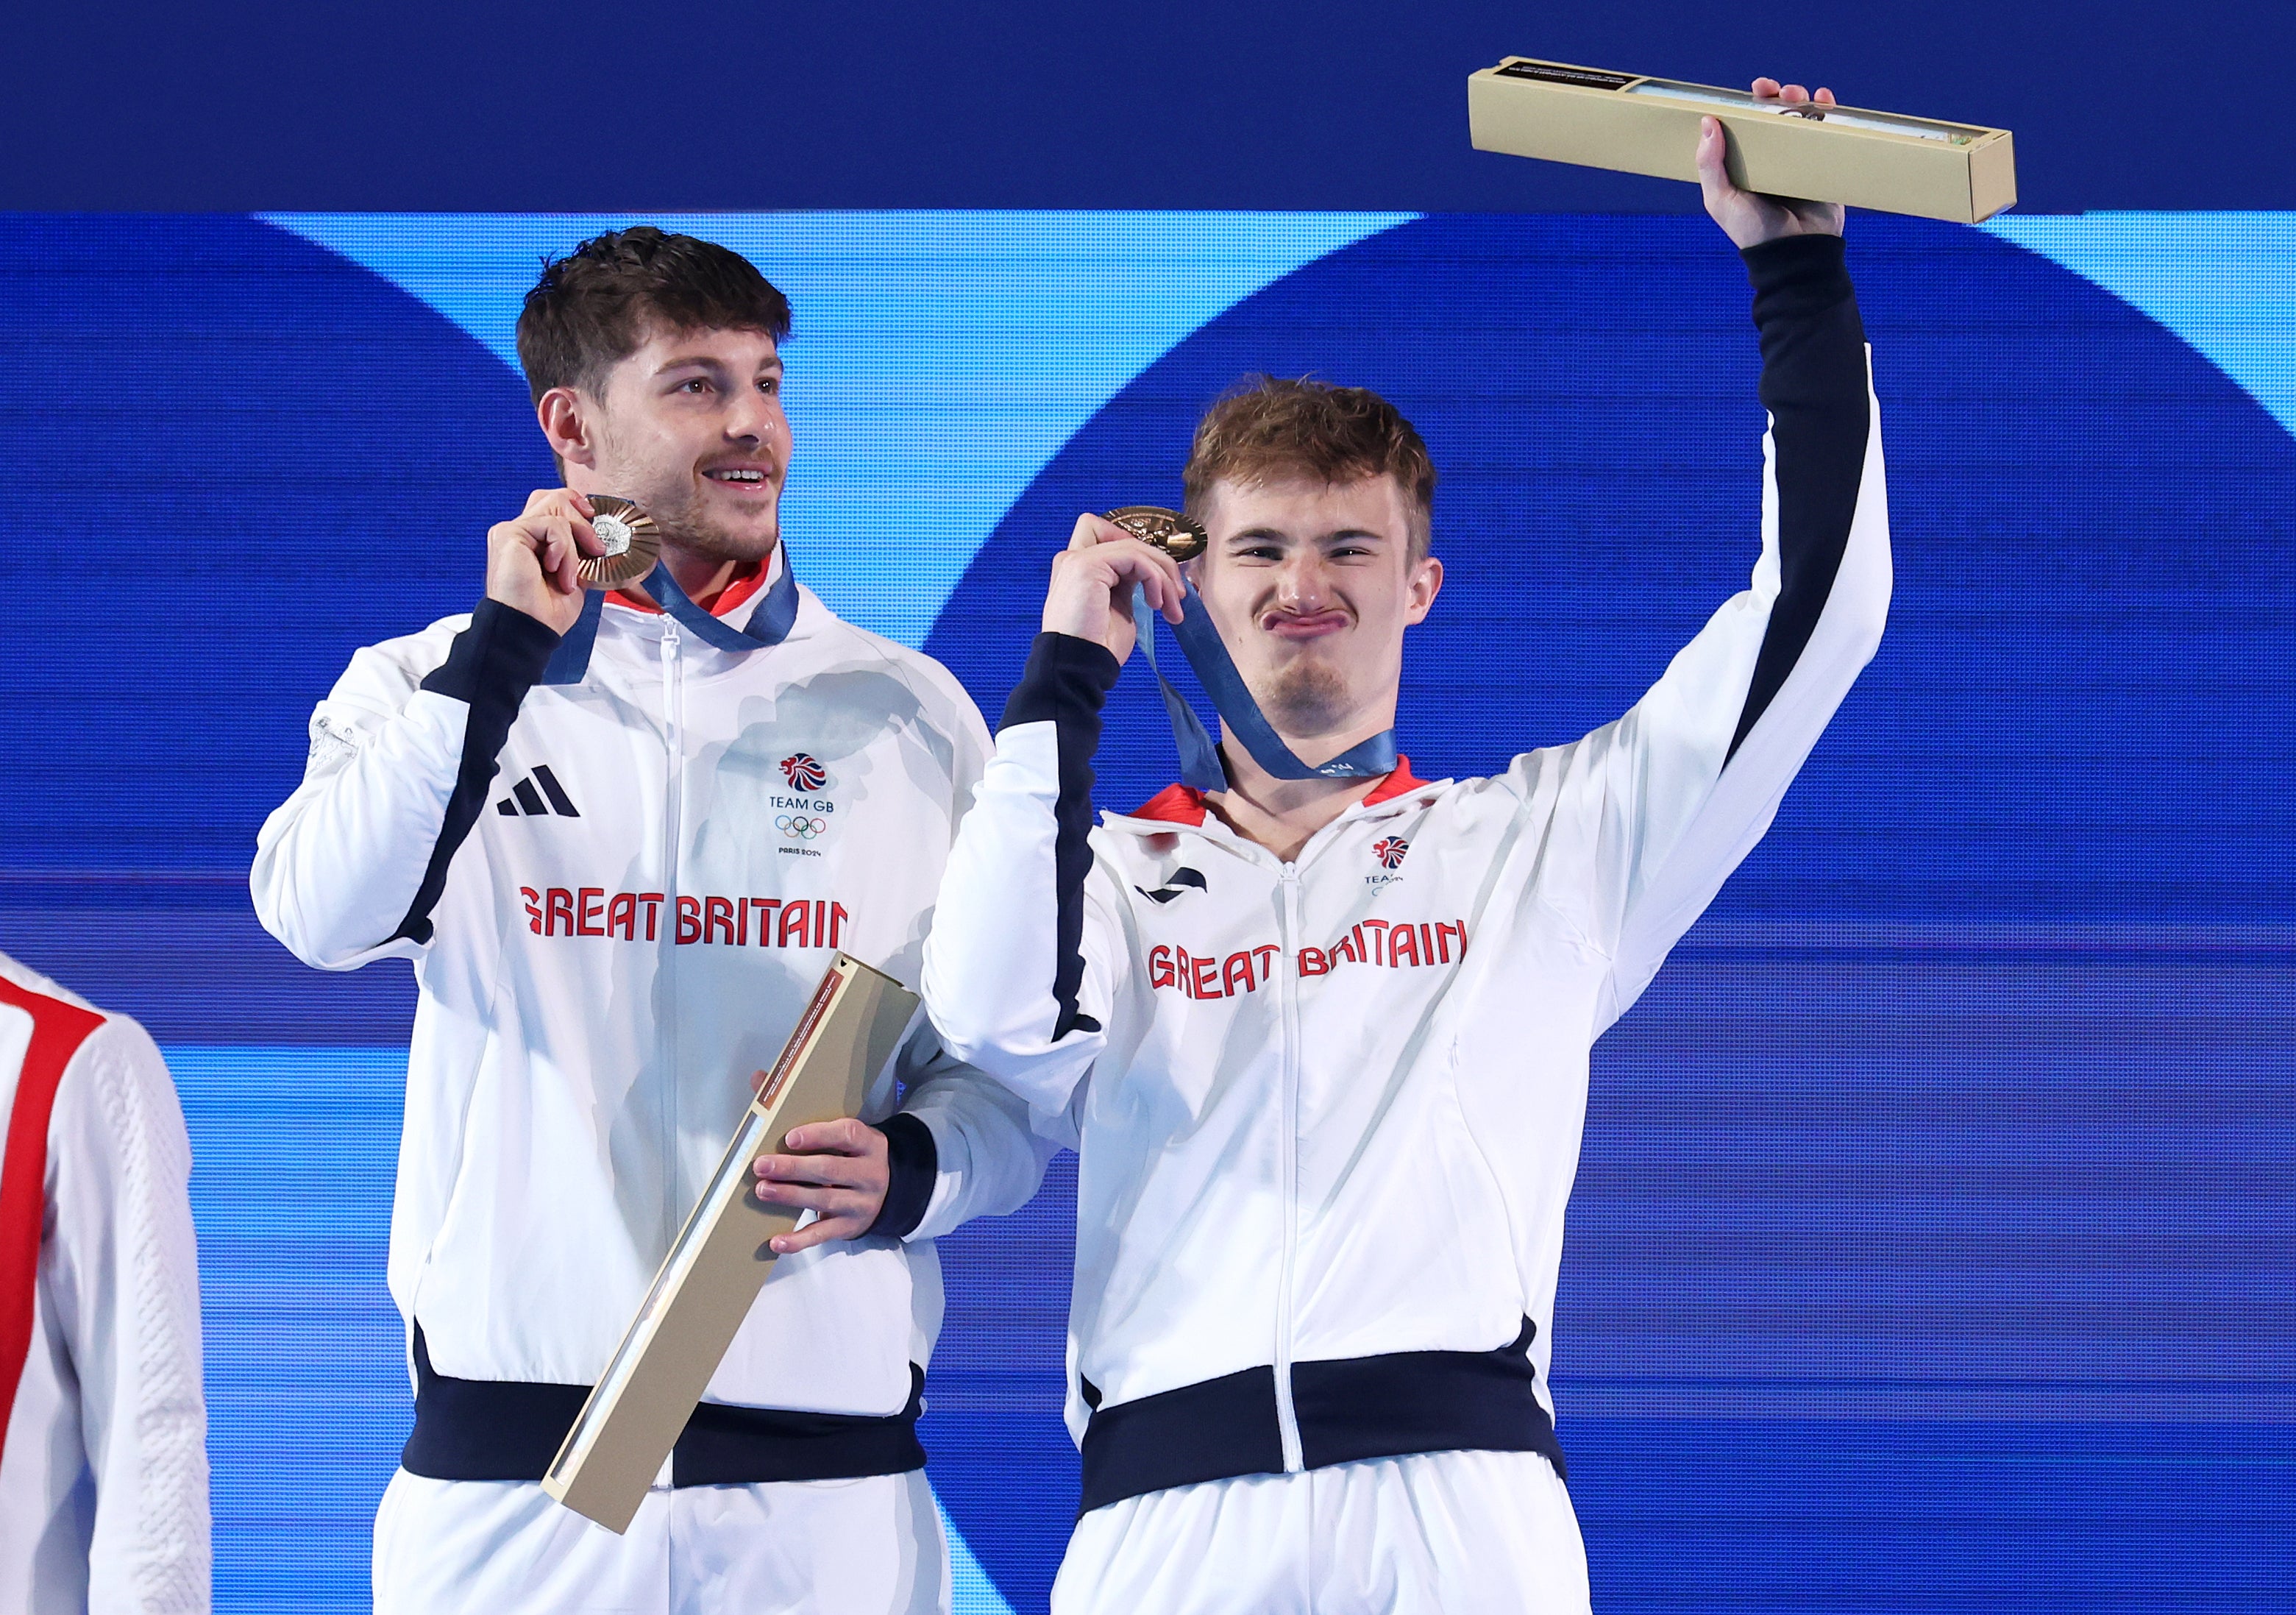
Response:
[779,753,828,792]
[1372,836,1410,870]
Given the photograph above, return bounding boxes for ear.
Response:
[536,386,598,470]
[1403,554,1443,625]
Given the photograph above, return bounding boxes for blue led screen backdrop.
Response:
[1,210,2291,1613]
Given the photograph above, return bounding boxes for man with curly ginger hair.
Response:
[925,87,1892,1611]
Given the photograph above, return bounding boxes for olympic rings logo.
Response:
[776,814,828,840]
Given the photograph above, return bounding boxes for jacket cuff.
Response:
[419,599,563,706]
[865,1112,940,1240]
[1743,233,1854,326]
[1000,632,1121,733]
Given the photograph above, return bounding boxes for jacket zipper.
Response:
[659,614,684,1249]
[1273,860,1305,1472]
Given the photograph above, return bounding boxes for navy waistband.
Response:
[1076,1318,1562,1515]
[400,1324,926,1487]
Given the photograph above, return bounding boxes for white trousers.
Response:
[1053,1449,1591,1615]
[372,1467,950,1615]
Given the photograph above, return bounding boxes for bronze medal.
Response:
[1106,505,1208,563]
[578,494,663,590]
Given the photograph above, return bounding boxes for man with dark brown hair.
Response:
[925,89,1891,1611]
[254,227,1050,1614]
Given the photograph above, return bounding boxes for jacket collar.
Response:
[1109,756,1442,835]
[606,544,782,627]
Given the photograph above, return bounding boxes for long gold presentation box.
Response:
[543,954,920,1533]
[1468,57,2016,224]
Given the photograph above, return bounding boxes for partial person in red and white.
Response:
[0,951,210,1614]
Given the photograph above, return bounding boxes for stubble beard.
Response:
[1259,654,1355,738]
[641,476,781,567]
[594,422,782,567]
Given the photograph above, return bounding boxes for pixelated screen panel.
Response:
[2,212,2292,1614]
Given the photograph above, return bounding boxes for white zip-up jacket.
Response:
[923,235,1891,1513]
[252,556,1051,1476]
[0,952,209,1613]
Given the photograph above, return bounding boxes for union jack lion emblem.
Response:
[1372,836,1410,870]
[779,753,828,792]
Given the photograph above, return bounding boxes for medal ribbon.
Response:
[1131,581,1397,795]
[540,550,801,685]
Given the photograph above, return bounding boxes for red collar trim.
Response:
[1126,756,1424,825]
[1127,783,1209,826]
[609,559,772,619]
[1360,755,1428,805]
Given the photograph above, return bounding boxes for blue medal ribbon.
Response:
[1131,582,1398,795]
[540,549,801,685]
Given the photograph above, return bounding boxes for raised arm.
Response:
[250,488,596,967]
[249,601,558,967]
[923,631,1133,1115]
[924,515,1181,1108]
[1582,103,1891,1026]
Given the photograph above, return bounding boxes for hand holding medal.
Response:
[1040,509,1190,664]
[522,489,805,688]
[484,487,622,635]
[483,481,798,687]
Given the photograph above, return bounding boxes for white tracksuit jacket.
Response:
[252,557,1051,1479]
[924,235,1891,1516]
[0,952,209,1614]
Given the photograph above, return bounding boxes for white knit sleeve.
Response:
[46,1019,210,1614]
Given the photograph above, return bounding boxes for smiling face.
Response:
[1191,472,1443,742]
[542,322,790,567]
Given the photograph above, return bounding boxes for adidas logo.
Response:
[497,764,582,818]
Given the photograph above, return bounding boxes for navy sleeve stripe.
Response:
[864,1112,939,1239]
[1728,232,1872,762]
[1001,632,1122,1042]
[394,599,561,944]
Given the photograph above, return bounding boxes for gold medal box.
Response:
[1468,57,2016,224]
[544,955,919,1533]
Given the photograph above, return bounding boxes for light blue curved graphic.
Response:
[273,209,2296,639]
[266,213,1413,647]
[941,1502,1017,1615]
[1988,212,2296,441]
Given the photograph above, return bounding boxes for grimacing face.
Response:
[1189,473,1443,744]
[544,322,790,566]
